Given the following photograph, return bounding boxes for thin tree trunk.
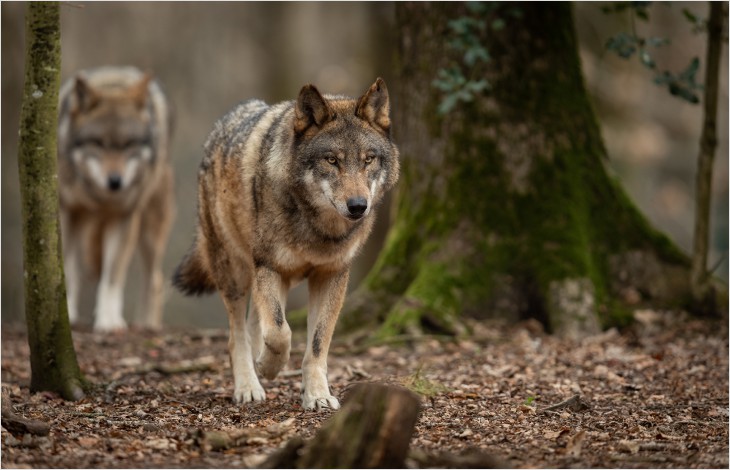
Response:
[18,1,85,401]
[690,1,724,307]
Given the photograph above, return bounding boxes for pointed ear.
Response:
[73,75,100,112]
[355,77,391,134]
[129,72,153,109]
[294,84,333,134]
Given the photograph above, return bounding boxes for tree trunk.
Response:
[344,2,697,340]
[17,1,85,401]
[261,383,420,468]
[690,1,724,311]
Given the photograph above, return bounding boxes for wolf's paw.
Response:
[256,347,289,380]
[256,329,291,380]
[302,392,340,411]
[93,316,127,332]
[232,383,266,405]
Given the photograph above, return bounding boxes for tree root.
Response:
[1,398,50,436]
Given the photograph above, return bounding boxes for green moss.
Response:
[400,365,451,397]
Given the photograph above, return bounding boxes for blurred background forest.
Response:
[2,2,727,329]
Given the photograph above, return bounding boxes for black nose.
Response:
[346,197,368,219]
[108,174,122,191]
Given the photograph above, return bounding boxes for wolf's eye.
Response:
[119,138,150,150]
[77,137,104,148]
[364,154,375,164]
[326,156,338,165]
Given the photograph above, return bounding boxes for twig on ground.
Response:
[278,369,302,378]
[540,394,590,414]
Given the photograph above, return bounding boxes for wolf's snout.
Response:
[346,197,368,219]
[108,173,122,191]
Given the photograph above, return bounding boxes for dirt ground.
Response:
[1,310,728,469]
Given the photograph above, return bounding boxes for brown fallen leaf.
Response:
[544,428,570,440]
[566,430,586,458]
[618,439,640,454]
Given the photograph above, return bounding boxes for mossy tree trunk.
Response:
[344,2,696,340]
[18,2,85,401]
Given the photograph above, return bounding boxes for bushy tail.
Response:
[172,241,216,296]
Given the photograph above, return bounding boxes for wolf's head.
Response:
[62,72,156,203]
[292,78,400,225]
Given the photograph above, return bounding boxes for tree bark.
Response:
[261,383,420,468]
[344,2,698,340]
[18,2,85,401]
[690,2,724,310]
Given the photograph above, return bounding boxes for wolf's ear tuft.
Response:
[355,77,391,134]
[295,84,333,135]
[73,75,100,112]
[130,72,153,109]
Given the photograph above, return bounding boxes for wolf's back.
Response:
[173,99,282,297]
[202,98,289,161]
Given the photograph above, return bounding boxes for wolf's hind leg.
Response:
[224,290,265,404]
[252,266,291,380]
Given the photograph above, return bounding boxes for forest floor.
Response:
[1,310,728,469]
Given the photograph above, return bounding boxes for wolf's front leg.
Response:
[60,211,82,324]
[302,269,349,411]
[138,170,175,329]
[94,215,140,331]
[223,291,265,404]
[252,266,291,380]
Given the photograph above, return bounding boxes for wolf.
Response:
[57,66,175,332]
[173,78,399,410]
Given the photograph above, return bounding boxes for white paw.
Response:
[233,383,266,404]
[93,315,127,332]
[302,393,340,411]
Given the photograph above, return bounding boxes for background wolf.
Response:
[173,78,399,410]
[58,66,175,331]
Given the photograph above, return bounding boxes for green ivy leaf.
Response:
[679,57,700,82]
[639,49,656,69]
[682,8,699,24]
[646,36,670,47]
[464,46,490,66]
[438,94,461,115]
[668,83,700,103]
[606,33,638,59]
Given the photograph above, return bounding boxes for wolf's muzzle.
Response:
[346,197,368,220]
[108,173,122,191]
